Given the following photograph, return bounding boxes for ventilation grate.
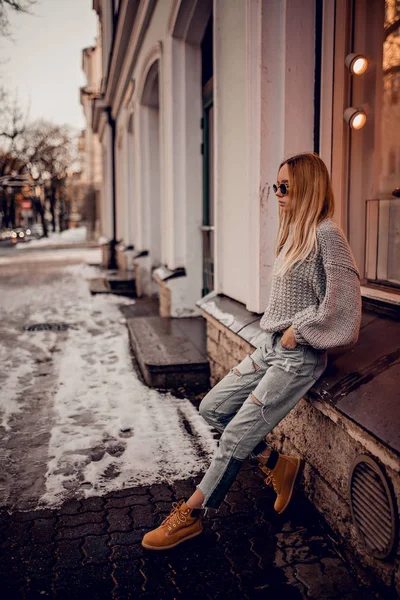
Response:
[23,323,71,332]
[349,454,397,560]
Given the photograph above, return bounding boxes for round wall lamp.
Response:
[345,53,368,75]
[344,107,367,130]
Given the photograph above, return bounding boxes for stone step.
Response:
[105,270,136,293]
[89,277,110,294]
[119,296,160,319]
[88,277,136,297]
[126,315,210,393]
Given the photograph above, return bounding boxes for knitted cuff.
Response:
[292,321,307,345]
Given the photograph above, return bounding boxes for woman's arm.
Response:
[291,223,362,350]
[291,263,362,349]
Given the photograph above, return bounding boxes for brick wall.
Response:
[203,312,254,386]
[158,280,171,318]
[101,244,109,268]
[116,245,127,271]
[201,308,400,595]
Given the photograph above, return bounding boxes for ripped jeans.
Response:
[197,330,328,509]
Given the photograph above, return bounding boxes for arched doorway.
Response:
[139,59,162,268]
[165,0,213,311]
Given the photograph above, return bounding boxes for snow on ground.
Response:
[0,247,217,510]
[0,247,100,266]
[16,226,88,249]
[0,344,36,431]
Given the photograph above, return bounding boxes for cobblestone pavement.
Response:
[0,248,378,599]
[0,249,216,511]
[0,464,376,600]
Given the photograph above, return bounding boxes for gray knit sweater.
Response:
[259,218,362,349]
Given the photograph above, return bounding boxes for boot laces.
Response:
[161,500,189,531]
[265,473,279,494]
[258,464,279,494]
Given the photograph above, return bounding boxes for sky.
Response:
[1,0,98,132]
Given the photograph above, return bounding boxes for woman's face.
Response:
[275,163,291,212]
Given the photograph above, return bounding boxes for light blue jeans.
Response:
[197,330,328,509]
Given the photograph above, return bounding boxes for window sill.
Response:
[361,285,400,319]
[361,284,400,306]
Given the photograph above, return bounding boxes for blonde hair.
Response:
[273,152,335,278]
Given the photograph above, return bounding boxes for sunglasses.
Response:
[273,182,289,196]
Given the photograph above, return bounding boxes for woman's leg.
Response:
[197,342,327,510]
[141,339,277,549]
[188,339,278,510]
[141,337,327,549]
[198,345,270,433]
[186,444,275,509]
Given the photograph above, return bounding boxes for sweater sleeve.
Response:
[291,225,362,349]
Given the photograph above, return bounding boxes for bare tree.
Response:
[16,120,78,233]
[0,86,28,148]
[0,101,79,235]
[0,0,36,37]
[28,121,78,231]
[0,86,29,228]
[0,150,25,228]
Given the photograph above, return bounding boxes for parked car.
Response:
[10,227,39,243]
[29,223,44,238]
[0,225,41,243]
[0,228,13,241]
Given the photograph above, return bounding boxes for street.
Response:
[0,246,216,511]
[1,0,397,595]
[0,246,375,599]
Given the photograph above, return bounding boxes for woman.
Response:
[141,152,362,550]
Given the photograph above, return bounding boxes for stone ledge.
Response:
[126,315,210,393]
[198,292,400,459]
[152,265,186,282]
[199,292,400,595]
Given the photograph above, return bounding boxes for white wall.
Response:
[214,0,249,304]
[92,133,102,186]
[127,1,174,259]
[115,106,139,245]
[125,113,136,247]
[162,13,205,306]
[94,0,316,310]
[250,0,315,313]
[218,0,315,313]
[115,123,126,243]
[100,0,113,84]
[100,122,114,240]
[93,34,102,92]
[81,42,103,190]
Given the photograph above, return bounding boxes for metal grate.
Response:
[23,323,71,332]
[349,454,397,560]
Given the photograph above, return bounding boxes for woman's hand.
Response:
[281,325,297,349]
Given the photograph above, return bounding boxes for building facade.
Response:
[90,0,400,311]
[80,37,103,238]
[86,0,400,593]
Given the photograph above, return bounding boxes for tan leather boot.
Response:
[142,500,203,550]
[258,454,302,514]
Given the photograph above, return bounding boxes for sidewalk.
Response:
[0,463,376,600]
[0,248,378,599]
